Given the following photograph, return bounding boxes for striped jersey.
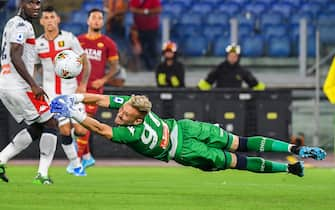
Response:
[35,30,84,100]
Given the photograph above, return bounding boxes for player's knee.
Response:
[236,136,248,152]
[27,124,43,141]
[73,125,87,136]
[60,135,73,145]
[59,125,71,136]
[43,118,58,129]
[42,127,58,136]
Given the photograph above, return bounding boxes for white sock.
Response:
[38,133,57,177]
[61,143,81,168]
[0,129,33,164]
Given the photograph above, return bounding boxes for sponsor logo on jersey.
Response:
[97,42,104,48]
[58,40,65,47]
[85,48,102,61]
[127,126,135,136]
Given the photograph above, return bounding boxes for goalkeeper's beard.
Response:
[93,28,101,33]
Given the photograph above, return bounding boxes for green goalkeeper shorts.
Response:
[174,119,234,171]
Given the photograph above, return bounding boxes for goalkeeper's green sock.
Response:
[246,157,288,173]
[246,136,292,153]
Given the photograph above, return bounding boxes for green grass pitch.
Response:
[0,166,334,210]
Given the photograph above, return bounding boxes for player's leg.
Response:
[229,135,326,160]
[174,137,303,177]
[0,124,42,182]
[0,89,43,182]
[34,116,57,184]
[77,104,96,169]
[231,153,304,177]
[58,118,86,176]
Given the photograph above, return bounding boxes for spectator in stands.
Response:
[198,44,266,91]
[129,0,162,71]
[155,41,185,88]
[104,0,129,65]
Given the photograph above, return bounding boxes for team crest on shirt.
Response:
[97,42,104,48]
[58,40,65,47]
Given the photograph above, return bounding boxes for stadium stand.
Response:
[48,0,335,58]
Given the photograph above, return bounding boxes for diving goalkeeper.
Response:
[49,93,327,177]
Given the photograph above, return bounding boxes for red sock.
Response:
[77,130,90,158]
[83,130,91,155]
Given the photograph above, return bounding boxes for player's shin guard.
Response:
[61,135,81,168]
[0,129,33,164]
[246,157,288,173]
[38,128,57,177]
[237,136,290,153]
[76,130,90,158]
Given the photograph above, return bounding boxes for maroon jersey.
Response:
[130,0,161,30]
[77,34,119,94]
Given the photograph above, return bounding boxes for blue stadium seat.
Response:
[239,24,255,39]
[163,2,185,17]
[254,0,275,7]
[71,11,88,24]
[244,2,268,17]
[82,2,104,11]
[259,12,284,30]
[6,0,18,10]
[172,0,193,8]
[294,35,316,57]
[203,24,229,42]
[317,12,335,26]
[267,36,291,57]
[183,35,209,56]
[236,13,256,28]
[61,23,85,36]
[202,0,221,6]
[311,0,331,6]
[161,11,177,26]
[206,12,230,26]
[290,12,314,25]
[263,24,288,41]
[190,3,213,15]
[299,3,322,18]
[179,12,203,25]
[216,3,241,17]
[326,4,335,13]
[240,35,264,57]
[212,36,231,56]
[281,0,305,8]
[319,26,335,44]
[226,0,251,7]
[271,2,296,19]
[175,24,202,39]
[290,24,315,42]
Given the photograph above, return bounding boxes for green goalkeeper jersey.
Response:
[109,95,181,162]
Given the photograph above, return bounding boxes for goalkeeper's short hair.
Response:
[127,95,152,118]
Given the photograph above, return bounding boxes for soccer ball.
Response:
[54,50,82,79]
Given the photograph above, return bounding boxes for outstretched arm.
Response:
[72,93,111,108]
[80,116,113,139]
